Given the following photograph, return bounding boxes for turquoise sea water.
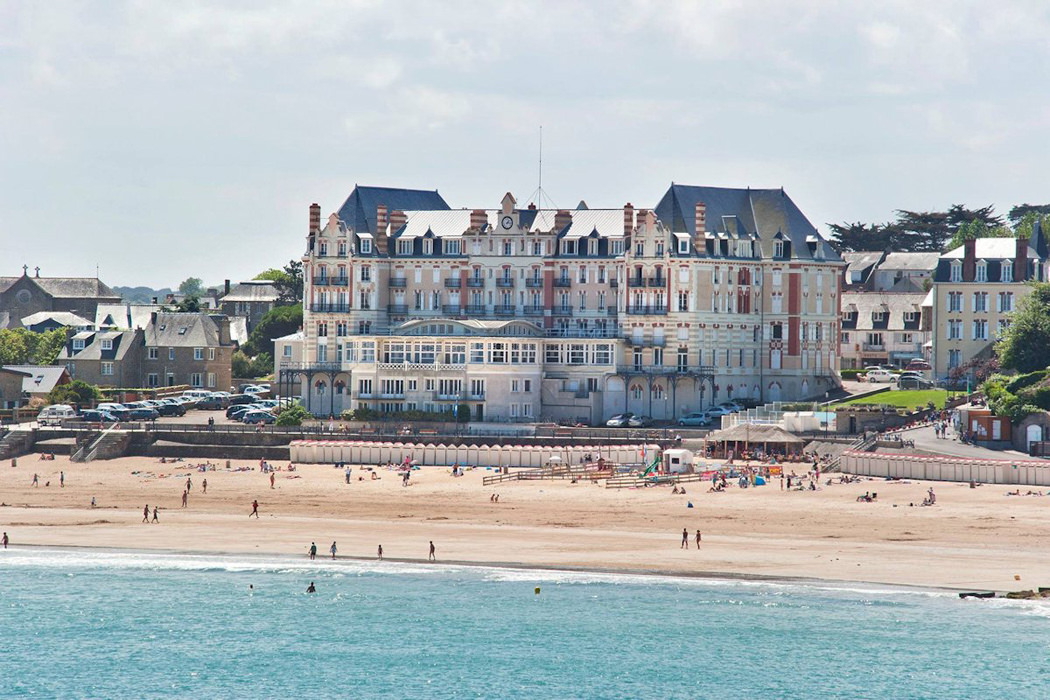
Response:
[1,549,1048,699]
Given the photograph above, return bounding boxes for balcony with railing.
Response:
[494,305,516,315]
[442,304,463,315]
[332,276,349,286]
[525,277,544,288]
[553,277,572,288]
[627,277,645,288]
[465,304,486,315]
[523,306,544,316]
[434,391,466,401]
[544,327,620,339]
[444,278,462,289]
[314,276,329,287]
[647,276,666,287]
[466,277,485,288]
[309,303,351,313]
[552,306,574,316]
[609,279,619,288]
[625,305,668,315]
[388,304,408,315]
[606,306,618,316]
[862,342,886,352]
[389,277,407,288]
[496,277,515,288]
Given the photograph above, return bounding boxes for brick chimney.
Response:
[470,209,487,230]
[638,210,655,230]
[224,279,231,296]
[309,203,321,233]
[376,205,388,233]
[963,238,976,281]
[695,202,706,237]
[623,203,634,236]
[555,209,572,230]
[389,209,407,232]
[209,314,232,346]
[1015,237,1029,282]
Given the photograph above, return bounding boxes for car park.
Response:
[241,410,276,425]
[227,394,255,406]
[229,404,263,420]
[677,412,711,427]
[718,402,743,413]
[605,413,633,427]
[898,375,934,390]
[627,415,653,428]
[705,406,732,417]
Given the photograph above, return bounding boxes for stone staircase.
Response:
[0,429,36,461]
[71,429,131,463]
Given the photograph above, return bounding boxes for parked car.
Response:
[127,407,159,421]
[718,401,743,413]
[905,359,932,371]
[865,368,895,383]
[605,413,633,428]
[229,404,264,420]
[898,375,935,390]
[196,395,226,411]
[705,406,732,417]
[97,403,131,420]
[678,412,711,427]
[628,415,653,428]
[77,409,118,423]
[244,385,270,396]
[241,410,276,425]
[38,404,77,426]
[227,394,255,406]
[153,399,186,417]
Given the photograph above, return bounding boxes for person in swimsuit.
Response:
[429,541,436,561]
[309,542,317,560]
[152,506,159,523]
[330,542,337,559]
[250,500,259,518]
[681,528,689,549]
[306,582,316,593]
[143,504,149,523]
[695,530,702,548]
[377,544,383,560]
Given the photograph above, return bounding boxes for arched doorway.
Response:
[1027,424,1043,453]
[768,382,782,403]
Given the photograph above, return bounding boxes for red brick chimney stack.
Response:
[555,209,572,230]
[470,209,487,230]
[376,205,388,234]
[309,203,321,233]
[963,238,976,281]
[623,203,634,236]
[389,209,407,232]
[1015,237,1029,281]
[695,202,707,237]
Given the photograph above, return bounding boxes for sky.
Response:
[2,1,1049,288]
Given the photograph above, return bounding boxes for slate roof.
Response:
[220,280,279,303]
[840,292,926,331]
[879,252,941,272]
[336,185,449,234]
[0,275,119,299]
[653,184,841,261]
[2,364,71,394]
[19,311,92,328]
[942,238,1035,259]
[95,304,164,330]
[58,330,141,362]
[145,313,229,348]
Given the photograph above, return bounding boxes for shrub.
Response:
[840,369,863,380]
[275,404,311,426]
[48,380,100,406]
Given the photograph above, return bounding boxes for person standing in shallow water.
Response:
[330,541,337,559]
[309,542,317,560]
[377,544,383,560]
[2,532,8,548]
[306,582,316,593]
[429,541,436,561]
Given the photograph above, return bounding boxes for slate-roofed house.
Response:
[219,280,279,334]
[872,252,940,293]
[930,226,1049,381]
[0,268,121,329]
[95,303,164,330]
[1,364,72,403]
[19,311,93,333]
[143,312,235,390]
[839,292,930,369]
[58,330,145,388]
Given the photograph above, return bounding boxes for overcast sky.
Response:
[2,1,1048,288]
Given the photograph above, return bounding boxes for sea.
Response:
[1,549,1048,699]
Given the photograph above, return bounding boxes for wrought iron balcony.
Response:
[553,278,572,288]
[647,277,666,287]
[388,304,408,315]
[494,305,516,315]
[627,278,645,288]
[444,278,462,289]
[389,277,407,288]
[441,304,463,315]
[465,304,486,314]
[552,307,574,316]
[496,277,515,288]
[625,305,668,315]
[466,278,485,288]
[309,303,351,313]
[609,279,619,288]
[525,278,544,288]
[523,306,544,316]
[332,276,349,286]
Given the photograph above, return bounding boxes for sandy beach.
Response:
[2,454,1049,591]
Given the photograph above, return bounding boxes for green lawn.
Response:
[837,388,949,411]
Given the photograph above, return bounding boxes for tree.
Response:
[275,403,311,426]
[944,219,1013,252]
[997,282,1050,373]
[29,329,67,365]
[232,350,272,378]
[1008,204,1050,227]
[243,305,302,358]
[827,222,896,252]
[255,260,303,305]
[0,328,29,365]
[49,380,100,407]
[829,204,1006,252]
[178,277,204,297]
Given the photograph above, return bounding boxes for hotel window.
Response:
[772,270,782,287]
[359,291,371,309]
[712,267,720,284]
[998,292,1014,312]
[948,319,962,339]
[595,345,612,364]
[360,341,375,363]
[207,373,216,388]
[358,379,373,396]
[947,292,963,313]
[611,240,625,255]
[169,348,176,360]
[359,238,372,254]
[545,344,561,364]
[774,240,785,258]
[148,347,158,360]
[101,362,114,376]
[973,292,988,312]
[470,343,485,363]
[841,332,850,343]
[950,261,962,282]
[397,240,413,255]
[564,240,577,255]
[360,266,371,282]
[975,261,987,282]
[471,379,486,398]
[568,344,585,364]
[948,349,961,369]
[522,343,537,363]
[589,239,599,255]
[578,291,586,310]
[578,266,587,283]
[101,339,113,350]
[634,241,644,256]
[194,348,204,360]
[655,241,664,256]
[283,344,292,358]
[191,373,203,387]
[1001,264,1013,283]
[422,239,433,255]
[446,240,461,255]
[503,241,513,256]
[678,237,690,254]
[317,322,328,337]
[973,319,988,340]
[319,242,327,256]
[678,291,689,312]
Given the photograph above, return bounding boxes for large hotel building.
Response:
[282,184,844,422]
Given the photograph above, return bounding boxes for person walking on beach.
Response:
[345,467,351,484]
[309,542,317,560]
[429,541,436,561]
[152,506,159,523]
[202,478,207,494]
[695,530,702,549]
[681,527,689,549]
[2,532,8,549]
[270,472,275,489]
[330,541,337,559]
[377,544,383,560]
[60,471,64,488]
[181,490,188,508]
[32,473,38,487]
[250,499,259,518]
[143,504,150,523]
[186,476,192,493]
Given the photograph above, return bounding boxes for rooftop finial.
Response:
[22,264,28,275]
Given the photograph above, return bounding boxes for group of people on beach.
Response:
[680,528,702,549]
[305,540,433,561]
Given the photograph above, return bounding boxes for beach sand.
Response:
[2,455,1048,591]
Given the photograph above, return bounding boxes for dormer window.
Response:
[904,311,917,322]
[774,240,785,258]
[975,260,988,282]
[1002,263,1013,283]
[446,240,461,256]
[611,240,625,256]
[359,238,372,254]
[678,237,690,254]
[101,339,113,351]
[950,260,962,282]
[72,339,85,351]
[422,239,433,255]
[397,239,413,255]
[563,240,577,255]
[872,311,886,323]
[588,239,598,255]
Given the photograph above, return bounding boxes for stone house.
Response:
[0,267,121,329]
[219,280,280,334]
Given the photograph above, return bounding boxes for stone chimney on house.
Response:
[389,209,407,233]
[963,238,976,281]
[150,311,158,325]
[555,209,572,231]
[209,314,232,346]
[1015,237,1029,281]
[695,202,707,238]
[375,204,390,254]
[224,279,231,296]
[309,203,321,234]
[623,203,634,236]
[642,210,657,229]
[470,209,487,230]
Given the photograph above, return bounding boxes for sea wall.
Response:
[842,450,1050,486]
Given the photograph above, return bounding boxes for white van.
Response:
[38,404,77,426]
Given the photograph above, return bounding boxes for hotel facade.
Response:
[281,184,844,422]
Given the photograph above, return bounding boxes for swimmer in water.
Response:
[306,582,316,593]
